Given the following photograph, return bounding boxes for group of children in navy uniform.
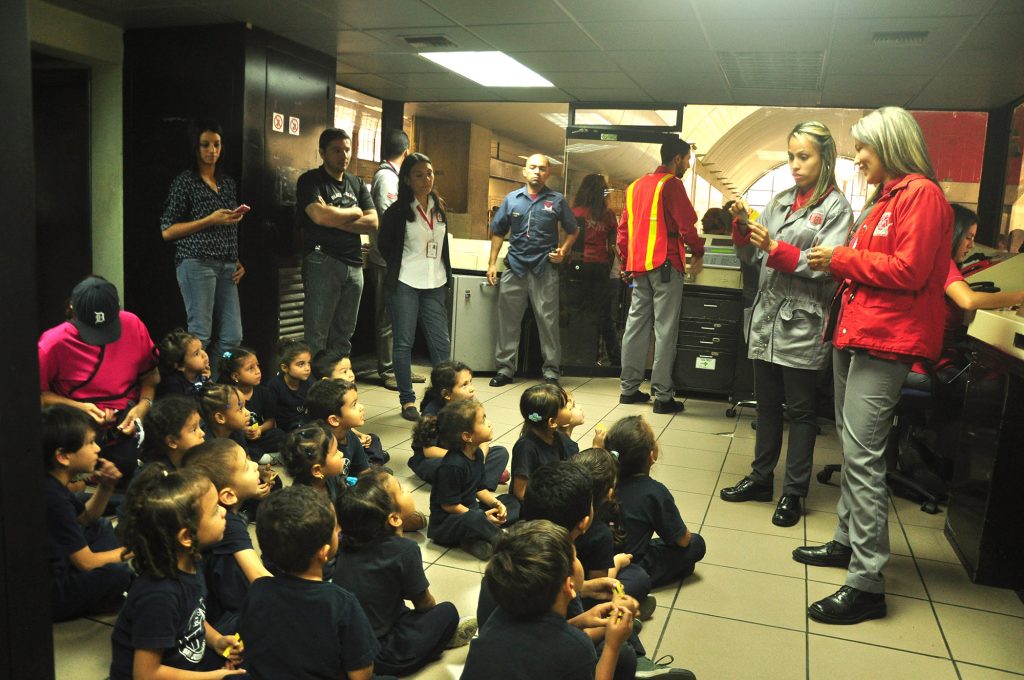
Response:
[45,331,706,679]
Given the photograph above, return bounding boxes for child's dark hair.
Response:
[420,360,471,411]
[256,484,336,575]
[117,464,212,580]
[281,420,336,484]
[157,329,200,377]
[336,472,398,550]
[604,415,656,477]
[183,438,244,492]
[217,346,257,385]
[141,396,200,462]
[305,379,357,421]
[522,461,593,532]
[195,383,242,427]
[276,337,311,370]
[311,348,348,381]
[41,404,96,471]
[413,399,480,451]
[519,384,568,435]
[485,520,574,621]
[572,448,625,544]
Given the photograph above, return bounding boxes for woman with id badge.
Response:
[378,152,453,420]
[719,122,852,528]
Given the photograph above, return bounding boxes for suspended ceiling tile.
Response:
[365,26,494,52]
[696,0,835,20]
[559,0,696,22]
[336,73,401,93]
[431,0,569,25]
[944,49,1024,76]
[280,30,339,55]
[333,0,456,30]
[702,19,831,51]
[910,74,1024,110]
[606,50,720,74]
[828,16,976,51]
[821,73,931,108]
[543,71,639,89]
[835,0,992,18]
[509,51,622,73]
[402,87,507,102]
[563,86,653,102]
[112,5,231,29]
[964,14,1024,52]
[486,87,571,102]
[583,21,707,51]
[630,71,731,97]
[376,71,476,88]
[336,30,393,54]
[206,1,336,31]
[468,22,595,52]
[730,89,822,107]
[338,52,447,74]
[825,47,951,76]
[990,0,1024,13]
[336,60,364,74]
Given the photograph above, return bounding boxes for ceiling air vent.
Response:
[872,31,929,47]
[718,51,823,90]
[403,35,458,48]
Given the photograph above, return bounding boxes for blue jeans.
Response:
[388,282,451,406]
[175,258,243,368]
[302,249,364,356]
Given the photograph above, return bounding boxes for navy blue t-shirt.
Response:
[155,371,197,400]
[237,574,379,680]
[476,576,584,629]
[339,430,370,477]
[244,384,274,427]
[266,374,309,431]
[575,520,616,575]
[296,167,375,265]
[489,185,578,277]
[616,475,688,558]
[333,535,429,639]
[511,430,579,482]
[462,608,596,680]
[44,475,86,582]
[202,512,253,633]
[429,448,487,527]
[110,571,210,680]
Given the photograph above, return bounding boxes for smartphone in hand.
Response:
[233,204,251,215]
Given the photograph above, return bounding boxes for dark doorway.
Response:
[32,54,91,330]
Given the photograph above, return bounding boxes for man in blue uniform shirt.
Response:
[486,154,578,386]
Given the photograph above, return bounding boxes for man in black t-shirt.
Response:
[296,128,377,356]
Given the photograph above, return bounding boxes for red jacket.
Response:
[829,174,952,361]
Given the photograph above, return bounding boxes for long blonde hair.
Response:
[851,106,937,206]
[771,121,838,211]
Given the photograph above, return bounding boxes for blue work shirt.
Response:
[490,185,577,276]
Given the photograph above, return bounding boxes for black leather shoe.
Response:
[619,390,651,404]
[719,476,773,502]
[544,376,560,385]
[652,399,684,414]
[792,540,852,567]
[488,374,513,387]
[808,585,886,624]
[772,494,803,527]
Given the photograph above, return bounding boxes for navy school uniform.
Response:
[616,475,706,588]
[510,429,579,484]
[155,371,197,400]
[411,397,509,489]
[265,373,310,432]
[428,449,518,549]
[201,511,255,635]
[45,476,132,622]
[334,535,458,676]
[575,520,651,605]
[109,570,212,680]
[340,430,371,476]
[236,574,382,680]
[244,383,285,454]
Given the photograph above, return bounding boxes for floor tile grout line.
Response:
[667,607,809,635]
[952,660,1024,677]
[806,630,975,664]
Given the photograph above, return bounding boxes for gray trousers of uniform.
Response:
[749,359,819,496]
[367,262,394,378]
[495,266,561,380]
[620,267,683,402]
[831,347,909,594]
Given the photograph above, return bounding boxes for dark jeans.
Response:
[750,359,820,497]
[637,533,706,588]
[302,249,363,356]
[409,444,509,491]
[51,518,133,622]
[375,602,459,677]
[388,282,450,406]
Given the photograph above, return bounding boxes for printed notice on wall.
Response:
[695,356,716,371]
[289,116,301,136]
[272,113,285,133]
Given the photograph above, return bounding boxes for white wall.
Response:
[29,0,124,294]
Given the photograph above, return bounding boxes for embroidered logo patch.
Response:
[809,212,824,227]
[873,212,892,237]
[543,201,554,212]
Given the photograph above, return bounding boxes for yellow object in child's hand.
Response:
[222,633,242,657]
[748,208,760,222]
[612,581,625,598]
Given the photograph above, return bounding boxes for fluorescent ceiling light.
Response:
[420,51,554,87]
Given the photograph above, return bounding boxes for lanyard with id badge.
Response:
[417,205,442,258]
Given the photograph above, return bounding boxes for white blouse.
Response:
[398,196,448,289]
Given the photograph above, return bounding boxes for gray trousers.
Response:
[620,267,684,401]
[495,267,561,380]
[368,262,394,378]
[749,359,819,496]
[302,249,363,356]
[831,347,909,594]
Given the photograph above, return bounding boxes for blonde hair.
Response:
[851,107,937,206]
[788,121,838,209]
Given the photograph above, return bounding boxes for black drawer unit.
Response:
[674,286,744,396]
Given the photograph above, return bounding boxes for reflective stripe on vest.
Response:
[626,173,673,272]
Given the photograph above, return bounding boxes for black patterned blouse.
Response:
[159,170,239,263]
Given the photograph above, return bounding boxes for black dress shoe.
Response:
[772,494,803,527]
[652,399,684,414]
[808,585,886,624]
[488,374,513,387]
[544,376,560,385]
[792,540,852,567]
[719,476,773,502]
[619,390,651,404]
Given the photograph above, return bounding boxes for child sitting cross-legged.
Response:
[236,485,390,680]
[304,379,372,480]
[266,338,312,432]
[43,404,133,622]
[461,520,634,680]
[311,349,390,466]
[140,394,206,470]
[334,472,475,677]
[217,346,283,456]
[155,329,210,399]
[183,438,273,635]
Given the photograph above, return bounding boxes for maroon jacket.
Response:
[828,174,952,361]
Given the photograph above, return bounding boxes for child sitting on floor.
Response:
[311,349,389,465]
[218,346,283,455]
[140,394,205,469]
[266,338,312,432]
[155,329,209,399]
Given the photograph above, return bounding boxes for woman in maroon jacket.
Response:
[798,107,952,625]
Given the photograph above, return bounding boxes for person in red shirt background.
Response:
[800,106,952,625]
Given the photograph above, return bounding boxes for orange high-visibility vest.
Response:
[624,172,675,273]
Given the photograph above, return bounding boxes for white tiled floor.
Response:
[54,376,1024,679]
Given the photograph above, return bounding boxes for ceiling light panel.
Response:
[420,51,555,87]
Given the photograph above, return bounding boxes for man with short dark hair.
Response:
[617,138,704,414]
[487,154,577,386]
[296,128,378,356]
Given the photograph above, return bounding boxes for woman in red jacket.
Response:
[798,107,952,625]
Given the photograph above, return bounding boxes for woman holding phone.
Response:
[719,121,852,528]
[160,118,247,372]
